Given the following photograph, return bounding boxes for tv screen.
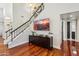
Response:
[34,18,50,31]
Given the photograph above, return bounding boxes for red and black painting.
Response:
[34,18,50,31]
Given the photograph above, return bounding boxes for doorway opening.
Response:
[61,11,79,56]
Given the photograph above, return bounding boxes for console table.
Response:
[29,35,53,48]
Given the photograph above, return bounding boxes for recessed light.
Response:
[69,15,73,17]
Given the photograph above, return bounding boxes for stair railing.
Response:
[6,3,44,41]
[5,28,13,39]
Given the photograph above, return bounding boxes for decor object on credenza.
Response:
[31,31,37,36]
[31,31,35,36]
[48,32,53,37]
[48,32,53,35]
[39,34,43,37]
[34,18,50,31]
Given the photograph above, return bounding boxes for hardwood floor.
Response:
[61,40,79,56]
[6,41,79,56]
[0,36,8,56]
[8,43,63,56]
[0,37,79,56]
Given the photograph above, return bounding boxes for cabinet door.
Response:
[40,37,50,48]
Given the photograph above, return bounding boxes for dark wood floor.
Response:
[0,36,8,56]
[62,40,79,56]
[8,43,63,56]
[8,43,64,56]
[8,41,79,56]
[0,36,79,56]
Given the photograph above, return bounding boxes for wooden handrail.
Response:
[5,28,13,40]
[11,3,44,33]
[5,28,13,33]
[6,3,44,41]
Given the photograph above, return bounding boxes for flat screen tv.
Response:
[34,18,50,31]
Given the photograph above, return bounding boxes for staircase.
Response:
[5,3,44,48]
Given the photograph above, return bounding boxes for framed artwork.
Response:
[34,18,50,31]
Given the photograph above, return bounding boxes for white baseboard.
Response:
[53,45,61,49]
[8,41,28,48]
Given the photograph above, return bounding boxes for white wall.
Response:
[7,3,79,49]
[0,3,12,37]
[0,8,4,36]
[7,3,33,48]
[62,20,67,40]
[34,3,79,49]
[8,26,31,48]
[0,3,12,18]
[12,3,32,29]
[77,18,79,42]
[0,23,3,36]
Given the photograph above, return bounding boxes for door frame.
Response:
[62,19,77,41]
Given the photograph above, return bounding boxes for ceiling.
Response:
[60,11,79,20]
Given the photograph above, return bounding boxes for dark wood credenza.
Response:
[29,35,53,48]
